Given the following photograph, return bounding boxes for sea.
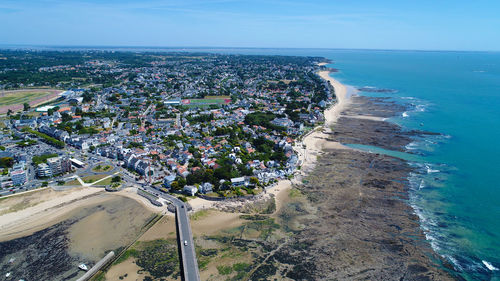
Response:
[176,48,500,281]
[317,50,500,281]
[7,46,500,280]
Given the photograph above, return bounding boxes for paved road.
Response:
[142,186,200,281]
[176,204,200,281]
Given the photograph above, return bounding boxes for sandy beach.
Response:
[0,186,167,242]
[290,67,353,184]
[0,187,105,241]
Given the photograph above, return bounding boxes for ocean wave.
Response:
[415,104,426,112]
[425,164,440,174]
[482,260,499,271]
[419,179,425,189]
[405,141,418,150]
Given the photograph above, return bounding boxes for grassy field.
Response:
[182,96,231,107]
[0,90,57,107]
[63,179,82,186]
[81,174,108,184]
[91,163,113,172]
[0,89,61,114]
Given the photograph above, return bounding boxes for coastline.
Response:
[291,67,352,183]
[276,66,455,279]
[187,66,352,213]
[0,62,455,280]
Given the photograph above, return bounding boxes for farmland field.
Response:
[0,89,62,114]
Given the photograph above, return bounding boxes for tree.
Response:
[7,109,12,116]
[23,103,30,111]
[61,112,72,122]
[111,176,121,183]
[177,177,187,188]
[0,157,14,168]
[170,181,180,190]
[250,177,259,185]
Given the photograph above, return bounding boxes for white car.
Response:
[184,240,188,246]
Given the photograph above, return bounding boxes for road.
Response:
[142,186,200,281]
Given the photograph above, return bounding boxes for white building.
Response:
[183,185,198,196]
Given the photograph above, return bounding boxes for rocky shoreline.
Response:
[264,95,455,280]
[331,96,440,152]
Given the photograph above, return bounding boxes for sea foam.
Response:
[482,260,499,271]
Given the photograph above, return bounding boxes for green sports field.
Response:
[0,89,61,114]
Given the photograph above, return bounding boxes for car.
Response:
[184,240,187,246]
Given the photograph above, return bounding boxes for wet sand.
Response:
[0,195,154,281]
[0,187,105,241]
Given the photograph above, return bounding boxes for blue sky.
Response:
[1,0,499,51]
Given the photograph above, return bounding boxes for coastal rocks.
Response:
[0,220,76,281]
[0,195,154,281]
[332,96,440,152]
[343,96,406,118]
[358,86,398,93]
[330,116,414,151]
[261,96,454,280]
[287,149,453,280]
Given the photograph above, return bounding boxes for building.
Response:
[164,99,181,105]
[11,169,26,186]
[163,174,177,188]
[136,161,154,177]
[37,163,52,178]
[199,182,213,194]
[231,177,246,186]
[46,157,72,176]
[183,185,198,196]
[70,158,85,168]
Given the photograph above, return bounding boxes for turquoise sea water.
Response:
[201,48,500,280]
[321,50,500,281]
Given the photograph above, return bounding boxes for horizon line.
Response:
[0,44,499,54]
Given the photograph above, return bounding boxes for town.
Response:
[0,51,334,201]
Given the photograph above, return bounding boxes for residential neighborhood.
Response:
[0,51,334,199]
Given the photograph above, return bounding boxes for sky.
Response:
[0,0,499,51]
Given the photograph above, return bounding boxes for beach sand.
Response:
[0,194,155,281]
[293,69,352,180]
[0,187,105,241]
[0,186,166,242]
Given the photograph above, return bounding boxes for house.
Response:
[163,174,177,188]
[199,182,213,194]
[177,166,190,178]
[73,139,89,150]
[231,177,246,186]
[183,185,198,196]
